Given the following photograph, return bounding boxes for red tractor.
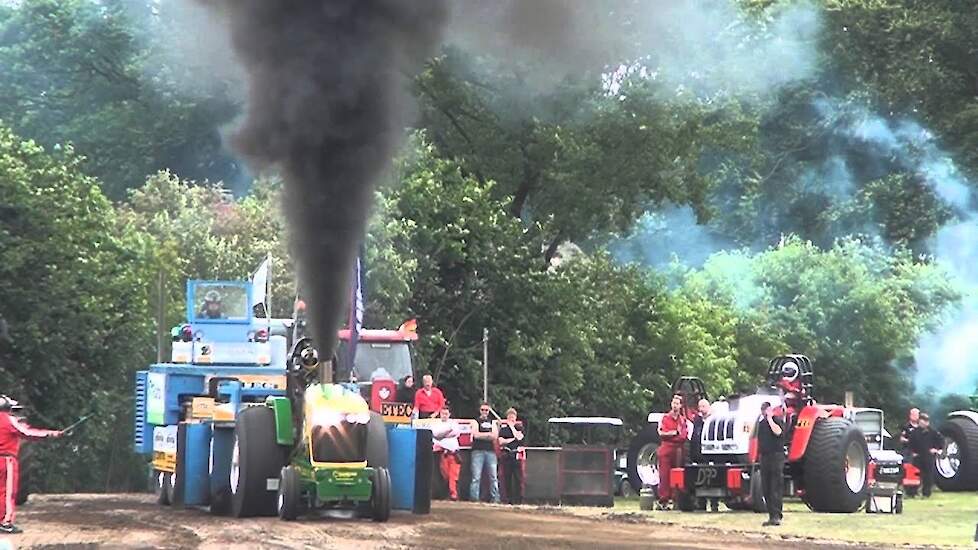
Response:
[628,355,875,513]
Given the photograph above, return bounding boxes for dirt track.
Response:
[7,494,885,549]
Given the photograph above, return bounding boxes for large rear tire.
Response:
[802,418,868,513]
[371,467,392,522]
[626,424,660,494]
[936,417,978,492]
[366,411,389,469]
[230,406,286,517]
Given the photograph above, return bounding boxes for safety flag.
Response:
[251,255,271,319]
[346,251,365,374]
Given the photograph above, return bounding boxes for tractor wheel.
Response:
[370,466,392,522]
[209,446,231,515]
[626,424,660,494]
[230,406,286,517]
[894,494,903,514]
[155,471,172,506]
[749,468,767,514]
[164,471,177,505]
[366,411,389,470]
[277,466,301,521]
[619,477,635,498]
[801,418,868,513]
[936,417,978,492]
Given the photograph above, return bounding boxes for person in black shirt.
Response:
[908,413,942,498]
[396,374,416,404]
[757,401,785,526]
[690,398,720,512]
[899,408,920,497]
[469,402,500,503]
[498,407,525,505]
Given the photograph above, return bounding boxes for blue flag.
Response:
[346,252,365,375]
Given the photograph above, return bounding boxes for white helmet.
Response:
[0,395,20,411]
[781,361,799,381]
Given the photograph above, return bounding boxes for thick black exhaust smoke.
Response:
[202,1,448,376]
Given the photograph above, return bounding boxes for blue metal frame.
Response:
[187,280,253,325]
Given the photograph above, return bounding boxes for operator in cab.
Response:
[758,401,785,527]
[199,290,224,319]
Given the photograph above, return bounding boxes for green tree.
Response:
[0,0,241,199]
[0,122,154,491]
[682,237,959,421]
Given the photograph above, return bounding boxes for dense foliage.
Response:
[0,0,974,491]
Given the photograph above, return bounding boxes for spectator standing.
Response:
[396,374,416,404]
[469,402,500,503]
[908,413,942,498]
[690,398,719,512]
[413,374,446,418]
[430,405,462,501]
[498,407,524,505]
[758,401,785,527]
[656,394,688,510]
[900,407,920,497]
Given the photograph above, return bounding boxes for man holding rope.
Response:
[0,395,64,534]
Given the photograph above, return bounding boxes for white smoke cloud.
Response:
[607,0,821,100]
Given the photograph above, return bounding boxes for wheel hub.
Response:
[936,438,960,479]
[636,443,659,487]
[844,440,866,493]
[230,439,240,495]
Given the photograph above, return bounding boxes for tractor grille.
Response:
[133,371,153,454]
[705,418,735,441]
[311,423,367,464]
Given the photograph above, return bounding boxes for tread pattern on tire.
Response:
[371,467,391,522]
[802,417,867,513]
[936,417,978,492]
[231,406,286,518]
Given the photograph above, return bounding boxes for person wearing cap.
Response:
[0,396,63,534]
[908,413,942,498]
[199,289,224,319]
[758,401,785,526]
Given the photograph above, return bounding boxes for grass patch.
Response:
[601,492,978,548]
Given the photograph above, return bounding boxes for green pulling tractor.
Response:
[235,338,391,521]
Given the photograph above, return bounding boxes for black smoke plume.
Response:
[204,1,447,376]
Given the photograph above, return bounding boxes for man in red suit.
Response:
[657,393,688,509]
[0,395,63,534]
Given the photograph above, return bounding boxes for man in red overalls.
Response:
[657,393,688,509]
[0,395,62,534]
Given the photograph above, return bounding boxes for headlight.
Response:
[346,412,371,425]
[311,409,343,428]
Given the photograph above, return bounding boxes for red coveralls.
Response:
[0,411,59,525]
[657,411,688,504]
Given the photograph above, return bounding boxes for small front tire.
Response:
[371,467,392,522]
[277,466,301,521]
